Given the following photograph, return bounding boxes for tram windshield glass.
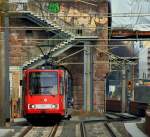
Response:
[29,72,58,95]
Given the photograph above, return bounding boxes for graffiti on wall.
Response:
[56,3,108,33]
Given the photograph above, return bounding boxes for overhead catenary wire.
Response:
[1,38,150,41]
[94,47,137,66]
[9,11,150,17]
[1,26,150,32]
[59,62,119,65]
[56,48,84,63]
[9,44,140,48]
[75,0,97,7]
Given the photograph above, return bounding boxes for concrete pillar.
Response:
[83,43,93,112]
[0,16,5,126]
[0,0,10,126]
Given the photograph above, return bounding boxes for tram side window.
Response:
[22,78,26,94]
[29,73,40,94]
[60,76,65,95]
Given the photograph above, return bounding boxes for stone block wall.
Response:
[93,1,109,112]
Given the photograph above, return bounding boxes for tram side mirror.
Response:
[20,80,22,86]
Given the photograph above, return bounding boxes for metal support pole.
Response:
[132,65,135,101]
[127,65,131,112]
[0,16,5,126]
[89,47,93,112]
[83,46,87,111]
[104,78,107,113]
[0,13,10,126]
[4,14,10,123]
[83,43,93,112]
[121,61,127,113]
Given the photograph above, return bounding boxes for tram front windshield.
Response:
[29,72,58,95]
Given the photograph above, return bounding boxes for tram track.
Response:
[80,122,86,137]
[17,126,32,137]
[104,122,117,137]
[15,115,136,137]
[80,120,117,137]
[18,123,59,137]
[48,124,59,137]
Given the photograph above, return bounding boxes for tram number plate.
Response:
[36,104,52,109]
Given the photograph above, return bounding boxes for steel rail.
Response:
[48,124,59,137]
[18,126,33,137]
[104,123,117,137]
[80,120,117,137]
[80,122,87,137]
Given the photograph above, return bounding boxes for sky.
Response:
[111,0,150,31]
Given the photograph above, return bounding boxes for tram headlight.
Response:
[51,104,58,109]
[29,104,36,109]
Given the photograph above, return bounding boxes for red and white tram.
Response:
[22,67,72,122]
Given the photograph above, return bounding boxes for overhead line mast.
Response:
[0,0,10,126]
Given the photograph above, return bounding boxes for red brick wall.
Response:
[9,18,49,66]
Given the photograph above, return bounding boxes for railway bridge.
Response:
[0,1,150,136]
